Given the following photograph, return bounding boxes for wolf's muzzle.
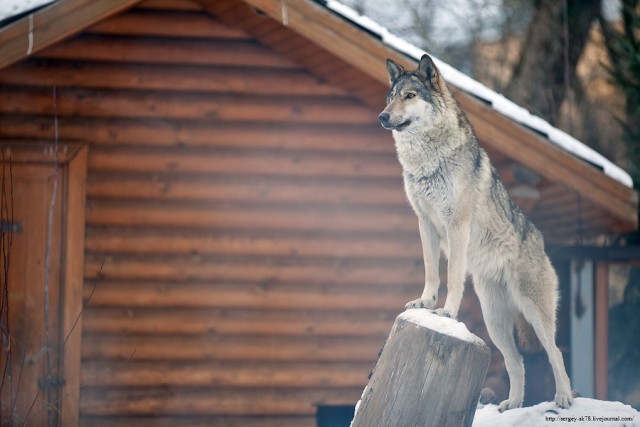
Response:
[378,112,392,129]
[379,112,410,131]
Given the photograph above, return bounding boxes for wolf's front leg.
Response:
[405,217,440,310]
[437,216,471,319]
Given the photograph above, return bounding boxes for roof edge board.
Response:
[0,0,142,70]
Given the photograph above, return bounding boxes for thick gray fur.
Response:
[379,55,573,411]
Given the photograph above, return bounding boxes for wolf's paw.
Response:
[434,308,456,319]
[498,398,522,412]
[404,298,434,310]
[555,392,573,409]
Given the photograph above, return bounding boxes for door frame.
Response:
[1,141,87,427]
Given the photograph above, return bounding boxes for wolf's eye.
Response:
[405,93,416,99]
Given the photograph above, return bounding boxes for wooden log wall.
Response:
[0,1,459,426]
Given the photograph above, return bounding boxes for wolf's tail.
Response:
[514,313,543,353]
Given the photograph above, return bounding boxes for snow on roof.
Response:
[324,0,634,188]
[401,309,486,346]
[0,0,54,25]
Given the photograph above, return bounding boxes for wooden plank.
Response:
[81,415,316,427]
[0,60,347,97]
[37,35,298,68]
[82,360,369,388]
[81,307,397,337]
[85,174,407,206]
[83,227,419,259]
[136,0,204,11]
[84,200,416,233]
[82,281,420,311]
[594,262,609,400]
[81,334,383,363]
[59,144,89,427]
[80,387,361,416]
[0,87,374,124]
[0,140,84,163]
[0,116,393,153]
[87,148,401,178]
[0,0,142,70]
[82,254,423,286]
[87,10,247,38]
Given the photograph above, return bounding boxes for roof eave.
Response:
[0,0,142,70]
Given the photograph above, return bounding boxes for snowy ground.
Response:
[474,398,639,427]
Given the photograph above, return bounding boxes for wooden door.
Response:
[0,143,87,427]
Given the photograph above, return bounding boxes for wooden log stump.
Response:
[351,309,491,427]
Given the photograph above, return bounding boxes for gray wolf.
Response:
[378,54,573,411]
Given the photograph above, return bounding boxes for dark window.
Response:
[316,405,356,427]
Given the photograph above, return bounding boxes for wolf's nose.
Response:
[378,112,390,126]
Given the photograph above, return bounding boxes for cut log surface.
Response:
[351,309,491,427]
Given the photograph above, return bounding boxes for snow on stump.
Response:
[352,309,491,427]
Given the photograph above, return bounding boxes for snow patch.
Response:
[0,0,54,23]
[400,308,486,346]
[474,398,639,427]
[324,1,633,188]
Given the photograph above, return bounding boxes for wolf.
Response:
[378,54,573,411]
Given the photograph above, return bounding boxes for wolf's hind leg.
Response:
[519,296,573,408]
[476,283,524,412]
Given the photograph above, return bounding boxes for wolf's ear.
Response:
[416,54,439,87]
[386,59,404,83]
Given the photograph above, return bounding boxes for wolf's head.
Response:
[378,54,445,133]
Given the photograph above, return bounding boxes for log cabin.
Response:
[0,0,637,426]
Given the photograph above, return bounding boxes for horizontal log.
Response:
[81,307,398,337]
[85,174,406,205]
[82,360,369,388]
[82,254,423,285]
[87,10,249,39]
[80,387,361,416]
[0,116,393,153]
[0,87,375,124]
[82,281,422,311]
[0,60,346,97]
[85,200,416,233]
[87,148,401,178]
[83,227,420,258]
[80,415,316,427]
[81,334,384,363]
[38,35,298,68]
[136,0,204,11]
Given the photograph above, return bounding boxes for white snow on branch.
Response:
[325,0,633,188]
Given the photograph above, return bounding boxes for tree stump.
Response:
[351,309,491,427]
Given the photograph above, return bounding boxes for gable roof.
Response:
[0,0,636,236]
[323,0,633,189]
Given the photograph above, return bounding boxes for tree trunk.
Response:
[505,0,601,124]
[351,309,491,427]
